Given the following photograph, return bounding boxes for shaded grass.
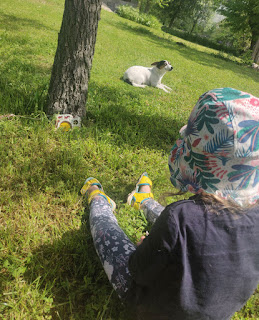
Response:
[0,117,167,320]
[0,0,259,319]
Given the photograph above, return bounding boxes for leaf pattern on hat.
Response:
[235,147,252,158]
[196,108,219,134]
[172,169,201,193]
[200,88,251,104]
[237,120,259,152]
[184,150,220,190]
[228,165,259,189]
[204,129,233,165]
[184,149,209,170]
[185,117,199,137]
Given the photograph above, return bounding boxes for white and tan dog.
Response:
[123,60,173,93]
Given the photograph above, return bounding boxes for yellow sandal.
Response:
[127,172,154,210]
[81,177,116,211]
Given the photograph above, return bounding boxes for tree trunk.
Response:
[252,37,259,63]
[139,0,145,13]
[168,1,182,29]
[250,30,258,51]
[46,0,101,117]
[190,16,199,34]
[168,11,178,29]
[248,10,259,51]
[144,0,151,13]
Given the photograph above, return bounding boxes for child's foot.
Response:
[127,172,154,210]
[87,185,99,195]
[81,177,116,211]
[138,184,151,193]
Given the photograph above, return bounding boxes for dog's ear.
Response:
[157,60,166,69]
[152,61,166,69]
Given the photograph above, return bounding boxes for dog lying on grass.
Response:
[123,60,173,93]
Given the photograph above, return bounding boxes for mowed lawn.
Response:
[0,0,258,319]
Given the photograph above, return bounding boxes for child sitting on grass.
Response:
[81,88,259,320]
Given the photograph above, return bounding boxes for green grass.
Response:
[0,0,259,319]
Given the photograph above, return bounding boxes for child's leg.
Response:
[89,196,135,300]
[141,198,165,224]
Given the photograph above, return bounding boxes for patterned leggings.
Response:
[89,196,164,299]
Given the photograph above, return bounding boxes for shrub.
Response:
[239,50,253,65]
[116,5,161,29]
[161,26,240,56]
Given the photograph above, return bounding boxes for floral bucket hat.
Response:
[168,88,259,206]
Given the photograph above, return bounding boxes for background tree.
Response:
[188,0,214,34]
[208,19,250,54]
[252,37,259,63]
[159,0,199,28]
[46,0,101,117]
[157,0,215,34]
[218,0,259,51]
[139,0,153,13]
[166,0,214,34]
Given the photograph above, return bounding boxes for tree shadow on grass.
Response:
[0,72,49,115]
[106,18,259,83]
[0,10,56,114]
[86,81,184,152]
[24,212,133,320]
[0,42,51,114]
[0,10,58,33]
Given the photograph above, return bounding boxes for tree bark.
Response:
[190,16,199,34]
[252,37,259,63]
[144,0,152,13]
[139,0,145,13]
[167,0,187,29]
[46,0,101,117]
[168,11,178,29]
